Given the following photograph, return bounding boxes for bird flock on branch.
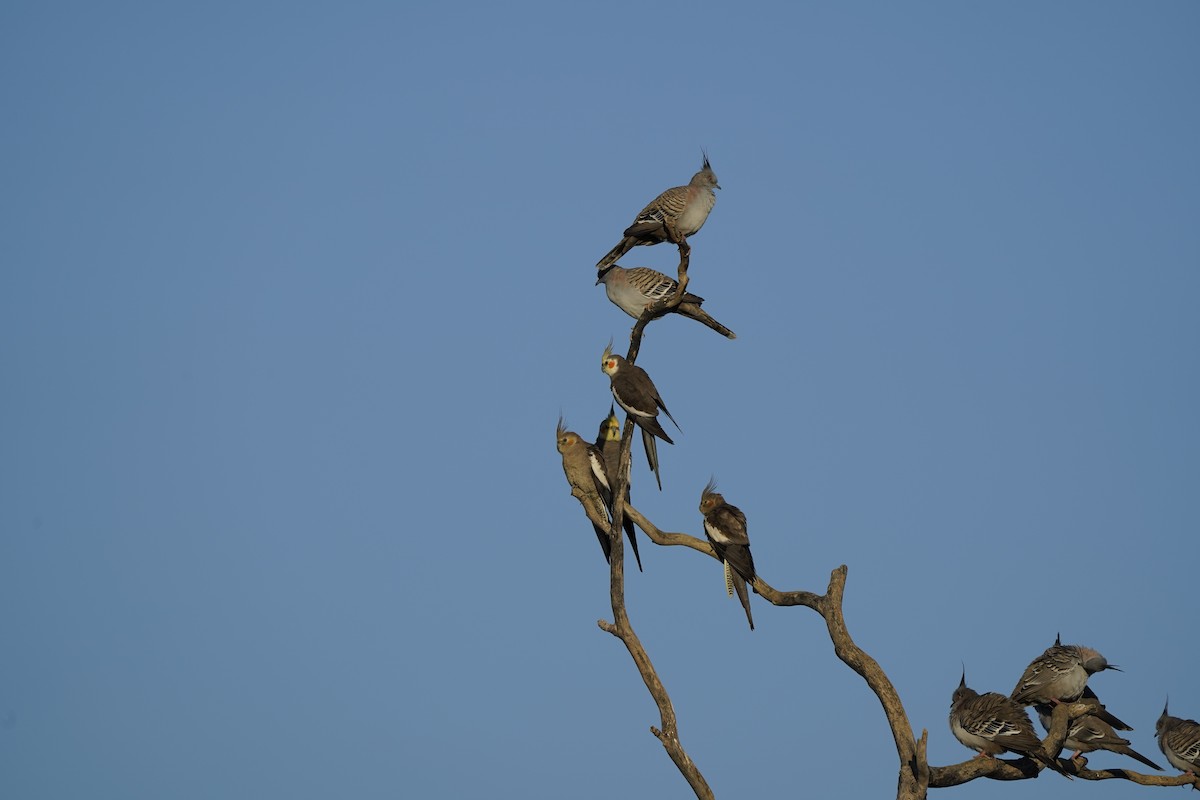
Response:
[555,154,1199,779]
[952,633,1199,777]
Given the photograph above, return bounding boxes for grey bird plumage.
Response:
[1157,701,1200,775]
[699,479,756,631]
[596,154,720,270]
[596,265,736,339]
[600,344,680,491]
[1011,636,1120,707]
[950,671,1071,778]
[1034,703,1162,771]
[594,406,643,572]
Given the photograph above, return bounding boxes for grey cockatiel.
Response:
[1157,701,1200,775]
[1034,702,1162,771]
[600,343,679,491]
[1011,635,1121,706]
[593,406,643,572]
[950,671,1071,778]
[596,153,720,269]
[596,265,736,339]
[555,418,614,564]
[699,479,756,631]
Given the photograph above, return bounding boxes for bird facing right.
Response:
[596,153,720,270]
[1011,635,1120,707]
[1156,701,1200,775]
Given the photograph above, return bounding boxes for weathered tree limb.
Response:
[621,503,1199,796]
[597,303,713,799]
[625,244,690,363]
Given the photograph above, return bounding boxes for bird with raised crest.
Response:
[1156,701,1200,776]
[1011,634,1120,707]
[600,343,679,491]
[596,153,720,270]
[950,670,1072,778]
[555,418,615,565]
[699,480,756,631]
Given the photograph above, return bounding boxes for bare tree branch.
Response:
[596,299,713,798]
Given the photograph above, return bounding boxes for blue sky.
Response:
[2,2,1197,798]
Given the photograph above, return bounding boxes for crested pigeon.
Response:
[596,265,736,339]
[1034,703,1162,771]
[1156,701,1200,775]
[699,479,756,631]
[950,671,1071,777]
[1012,636,1120,706]
[596,154,720,269]
[600,344,679,491]
[594,406,643,572]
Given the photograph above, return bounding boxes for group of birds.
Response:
[950,635,1200,778]
[556,154,757,629]
[557,154,1200,780]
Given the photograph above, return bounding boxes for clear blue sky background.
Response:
[2,3,1196,798]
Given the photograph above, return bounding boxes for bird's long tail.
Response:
[680,304,736,339]
[641,428,662,491]
[597,237,633,270]
[731,572,755,631]
[1115,745,1163,772]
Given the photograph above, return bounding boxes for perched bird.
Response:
[950,671,1071,777]
[596,154,720,270]
[1034,703,1162,771]
[555,417,614,564]
[594,406,643,572]
[699,480,756,631]
[1156,701,1200,775]
[1073,685,1134,732]
[600,343,680,491]
[1012,636,1121,706]
[596,265,736,339]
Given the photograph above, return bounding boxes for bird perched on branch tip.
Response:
[596,265,736,339]
[596,153,720,270]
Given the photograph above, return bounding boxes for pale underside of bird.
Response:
[1011,637,1119,706]
[950,672,1071,778]
[699,479,756,631]
[600,343,679,491]
[1157,702,1200,775]
[596,154,720,270]
[596,265,736,339]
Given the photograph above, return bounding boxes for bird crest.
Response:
[701,149,711,172]
[556,415,568,440]
[601,340,619,374]
[699,477,721,511]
